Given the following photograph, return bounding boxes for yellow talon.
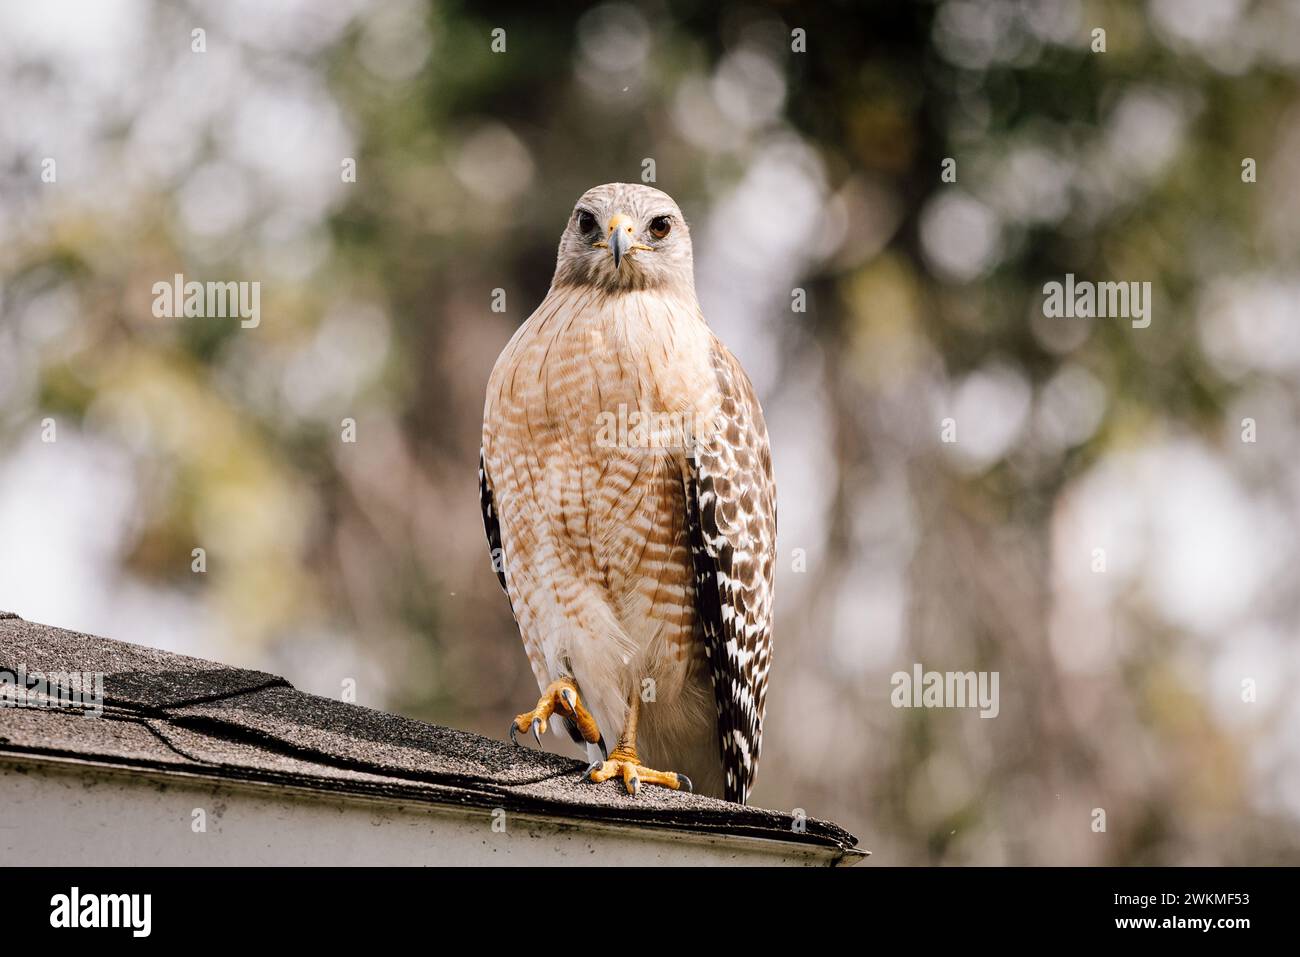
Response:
[586,745,692,795]
[509,677,604,752]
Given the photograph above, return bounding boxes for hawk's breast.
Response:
[483,286,719,661]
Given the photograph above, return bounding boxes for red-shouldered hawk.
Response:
[480,183,775,803]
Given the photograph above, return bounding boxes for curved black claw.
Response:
[531,717,543,748]
[676,773,693,794]
[508,721,522,746]
[597,734,608,761]
[559,687,577,714]
[581,760,602,781]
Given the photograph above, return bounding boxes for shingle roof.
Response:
[0,612,863,861]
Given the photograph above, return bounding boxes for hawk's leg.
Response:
[585,688,692,795]
[509,677,605,755]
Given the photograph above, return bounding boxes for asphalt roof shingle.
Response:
[0,612,863,860]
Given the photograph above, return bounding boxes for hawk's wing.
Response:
[478,451,509,594]
[686,344,776,805]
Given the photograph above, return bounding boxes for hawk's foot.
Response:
[583,745,692,796]
[509,678,605,755]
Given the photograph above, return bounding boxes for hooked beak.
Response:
[606,213,635,270]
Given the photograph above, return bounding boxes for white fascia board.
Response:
[1,755,862,867]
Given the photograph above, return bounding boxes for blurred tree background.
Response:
[3,0,1300,863]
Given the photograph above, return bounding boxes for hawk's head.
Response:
[553,182,694,293]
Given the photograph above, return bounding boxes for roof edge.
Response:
[0,750,868,863]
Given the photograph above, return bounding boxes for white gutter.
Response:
[1,755,865,867]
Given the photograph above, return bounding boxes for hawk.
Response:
[479,183,775,803]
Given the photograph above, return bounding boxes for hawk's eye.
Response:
[577,210,598,233]
[649,215,671,239]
